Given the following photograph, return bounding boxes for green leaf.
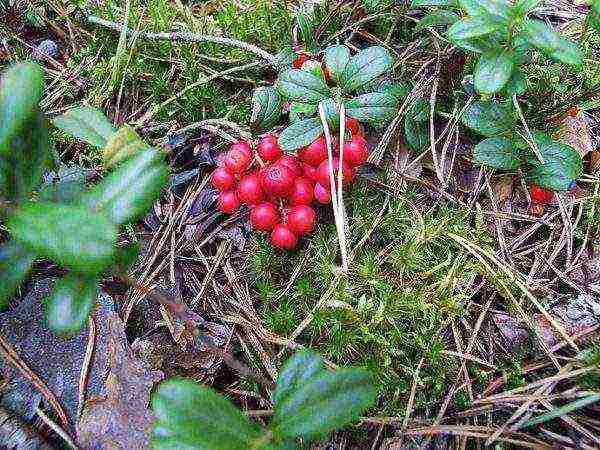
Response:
[278,118,323,152]
[276,69,331,103]
[45,274,97,334]
[250,86,284,132]
[412,0,456,6]
[152,378,266,450]
[114,242,141,273]
[407,98,430,122]
[404,117,430,151]
[452,37,495,54]
[272,351,376,441]
[52,107,116,149]
[549,38,583,68]
[341,46,394,92]
[324,45,350,84]
[82,149,168,226]
[7,202,118,275]
[473,137,520,169]
[474,51,514,94]
[416,11,460,30]
[0,63,44,156]
[0,242,35,308]
[447,16,502,41]
[102,125,150,169]
[476,0,511,18]
[521,20,582,67]
[321,98,341,129]
[527,137,583,191]
[458,0,487,16]
[520,394,600,428]
[345,92,398,125]
[38,165,88,204]
[504,69,526,95]
[511,0,541,15]
[290,102,318,117]
[461,100,516,137]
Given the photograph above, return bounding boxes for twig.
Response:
[0,407,54,450]
[513,94,545,164]
[35,407,79,450]
[77,316,96,420]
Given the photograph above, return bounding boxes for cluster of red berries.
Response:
[210,119,369,250]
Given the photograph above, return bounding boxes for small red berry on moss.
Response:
[530,185,554,204]
[260,164,296,197]
[271,224,298,250]
[237,174,264,205]
[250,202,279,231]
[343,137,369,167]
[299,136,328,166]
[211,167,235,191]
[316,157,354,188]
[224,149,251,175]
[288,205,316,235]
[290,177,315,205]
[278,154,303,178]
[218,190,240,214]
[231,140,253,158]
[257,134,283,162]
[314,183,331,204]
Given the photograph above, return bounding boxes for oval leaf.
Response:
[53,107,116,149]
[405,117,430,151]
[7,202,118,275]
[342,46,394,92]
[447,16,501,41]
[522,20,582,67]
[276,69,331,103]
[473,137,520,169]
[324,45,350,84]
[250,86,284,132]
[474,51,514,94]
[527,138,582,191]
[0,242,35,308]
[278,118,323,152]
[46,274,97,334]
[416,11,460,30]
[274,350,325,406]
[346,92,398,125]
[103,125,149,169]
[461,100,516,137]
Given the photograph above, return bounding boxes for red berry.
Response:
[231,140,253,158]
[292,53,310,69]
[298,136,328,166]
[257,134,283,162]
[314,183,332,204]
[211,167,235,191]
[250,202,280,231]
[302,163,320,184]
[278,154,302,178]
[288,205,316,235]
[346,118,361,136]
[224,149,251,175]
[316,157,354,189]
[237,173,264,205]
[260,164,296,197]
[218,190,240,214]
[290,177,315,205]
[271,224,298,250]
[342,137,369,167]
[530,185,554,204]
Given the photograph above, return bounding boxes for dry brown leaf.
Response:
[76,313,163,450]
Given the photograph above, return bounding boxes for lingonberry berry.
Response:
[278,154,303,178]
[290,177,315,205]
[250,202,279,231]
[288,205,316,235]
[292,53,310,69]
[217,190,240,214]
[316,157,354,188]
[224,149,251,175]
[530,185,554,204]
[314,183,332,204]
[260,164,296,197]
[237,174,264,205]
[211,167,235,191]
[302,163,320,184]
[231,140,253,158]
[299,136,328,166]
[257,134,283,162]
[271,224,298,250]
[343,137,369,167]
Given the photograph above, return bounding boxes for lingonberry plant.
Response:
[0,62,168,333]
[152,349,376,450]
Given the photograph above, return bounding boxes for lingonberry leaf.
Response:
[473,137,521,170]
[527,135,583,191]
[522,20,583,67]
[504,69,526,95]
[0,63,44,156]
[345,92,398,126]
[102,125,150,169]
[341,46,394,92]
[53,107,117,149]
[474,51,515,94]
[250,86,284,132]
[461,100,516,137]
[321,98,341,129]
[412,0,456,6]
[276,69,331,104]
[45,274,98,334]
[548,38,584,68]
[404,117,430,151]
[289,101,318,117]
[324,45,350,84]
[7,202,118,275]
[458,0,487,16]
[476,0,511,18]
[0,241,35,308]
[452,37,495,54]
[447,16,502,41]
[82,148,168,226]
[272,351,376,441]
[278,117,323,152]
[416,11,460,30]
[511,0,541,16]
[152,378,271,450]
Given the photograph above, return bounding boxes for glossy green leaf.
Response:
[527,136,583,191]
[476,0,511,18]
[273,350,325,406]
[452,37,495,54]
[511,0,541,15]
[0,63,44,156]
[473,137,520,169]
[474,51,514,94]
[405,117,430,151]
[548,38,583,67]
[416,11,460,30]
[38,165,88,204]
[102,125,150,169]
[82,149,168,226]
[341,46,394,92]
[0,242,35,308]
[45,274,97,334]
[276,69,331,103]
[7,202,117,275]
[52,107,116,149]
[458,0,486,16]
[346,92,398,125]
[324,45,350,84]
[290,101,318,117]
[412,0,456,6]
[407,98,430,122]
[447,16,502,41]
[152,378,267,450]
[522,19,561,54]
[278,118,323,152]
[250,86,284,132]
[461,100,516,137]
[504,69,526,95]
[272,351,376,441]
